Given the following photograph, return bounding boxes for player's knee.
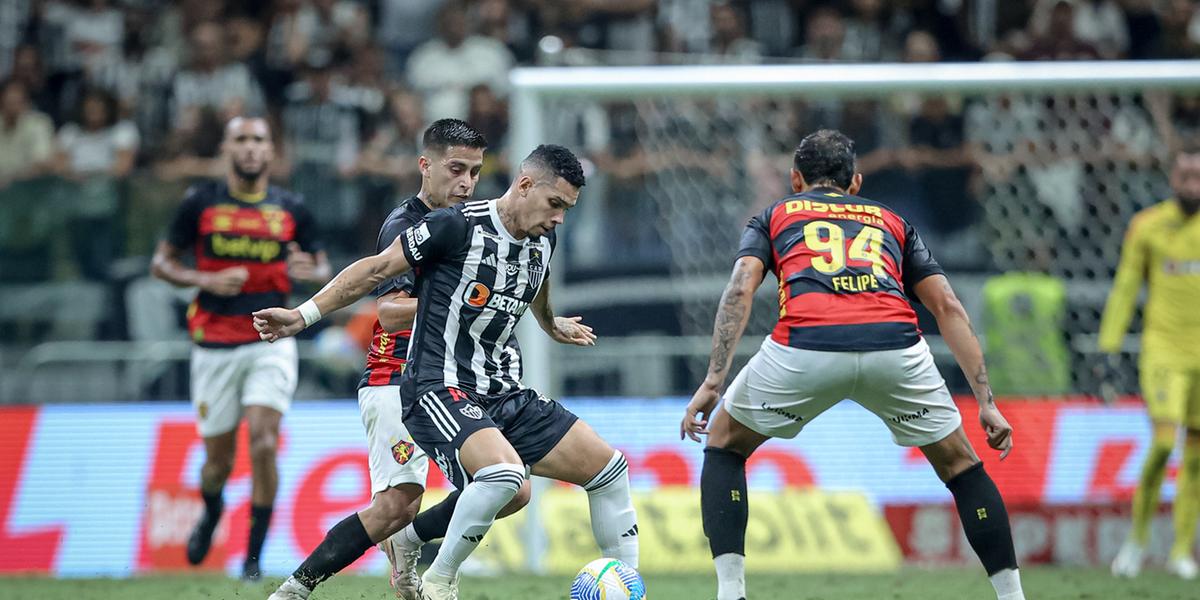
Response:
[499,481,532,518]
[932,450,980,483]
[248,430,279,463]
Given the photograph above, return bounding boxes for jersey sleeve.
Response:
[164,185,206,250]
[375,213,417,296]
[735,208,775,271]
[399,207,470,269]
[1098,212,1150,353]
[288,195,323,254]
[900,222,945,297]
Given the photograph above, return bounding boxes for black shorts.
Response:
[403,386,579,489]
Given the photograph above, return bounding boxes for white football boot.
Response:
[267,576,312,600]
[380,536,423,599]
[1110,539,1145,578]
[1166,555,1199,580]
[420,573,459,600]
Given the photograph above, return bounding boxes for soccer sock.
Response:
[411,490,462,543]
[701,447,748,600]
[245,504,273,564]
[988,568,1024,600]
[1132,430,1175,545]
[583,451,639,568]
[1170,435,1200,558]
[425,463,524,583]
[945,462,1018,578]
[201,488,224,522]
[292,513,374,590]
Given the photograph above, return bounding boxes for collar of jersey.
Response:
[488,199,524,243]
[228,187,268,203]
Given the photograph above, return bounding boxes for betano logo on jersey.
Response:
[463,281,529,315]
[785,199,886,227]
[207,233,282,262]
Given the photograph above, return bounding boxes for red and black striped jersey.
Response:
[738,187,943,352]
[358,196,426,389]
[166,180,319,347]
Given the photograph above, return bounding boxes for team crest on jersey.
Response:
[528,248,545,288]
[460,404,484,420]
[391,439,416,465]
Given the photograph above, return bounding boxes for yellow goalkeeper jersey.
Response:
[1099,198,1200,366]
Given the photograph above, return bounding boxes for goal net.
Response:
[511,61,1200,397]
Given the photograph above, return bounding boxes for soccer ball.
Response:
[569,558,646,600]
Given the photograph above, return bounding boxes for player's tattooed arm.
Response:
[702,257,766,390]
[531,278,596,346]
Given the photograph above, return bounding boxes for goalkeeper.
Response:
[1103,148,1200,580]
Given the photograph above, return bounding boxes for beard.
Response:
[232,159,266,181]
[1179,194,1200,214]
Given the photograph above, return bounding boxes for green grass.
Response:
[0,568,1195,600]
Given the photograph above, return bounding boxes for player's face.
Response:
[520,175,579,237]
[224,119,273,181]
[421,146,484,209]
[1171,153,1200,208]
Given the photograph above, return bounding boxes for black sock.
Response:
[292,513,374,590]
[946,462,1018,576]
[201,489,224,522]
[701,447,748,557]
[245,504,273,564]
[412,490,461,542]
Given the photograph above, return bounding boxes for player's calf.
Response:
[945,462,1022,599]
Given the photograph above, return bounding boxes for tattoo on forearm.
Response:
[710,266,751,378]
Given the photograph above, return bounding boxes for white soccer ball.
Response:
[569,558,646,600]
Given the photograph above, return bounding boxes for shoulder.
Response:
[269,185,306,208]
[1128,201,1172,233]
[459,199,492,219]
[183,179,222,205]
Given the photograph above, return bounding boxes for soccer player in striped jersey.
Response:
[256,144,638,600]
[681,130,1023,600]
[151,116,331,580]
[264,119,529,600]
[1104,148,1200,580]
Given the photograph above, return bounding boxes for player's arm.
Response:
[377,290,418,332]
[682,256,766,442]
[914,274,1012,459]
[530,277,596,346]
[150,187,247,296]
[1097,214,1149,354]
[253,235,414,341]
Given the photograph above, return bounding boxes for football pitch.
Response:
[1,568,1195,600]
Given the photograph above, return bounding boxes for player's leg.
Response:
[387,479,530,561]
[1115,360,1186,577]
[1167,375,1200,579]
[858,339,1021,600]
[410,388,525,596]
[186,345,243,566]
[697,339,836,600]
[241,338,298,580]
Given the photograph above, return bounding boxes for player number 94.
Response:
[804,220,886,277]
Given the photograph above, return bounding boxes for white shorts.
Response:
[190,338,298,437]
[723,337,962,447]
[358,385,429,494]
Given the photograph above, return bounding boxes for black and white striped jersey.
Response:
[397,199,554,403]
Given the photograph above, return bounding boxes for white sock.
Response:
[583,451,639,568]
[989,568,1024,600]
[393,523,424,549]
[714,553,745,600]
[425,463,524,583]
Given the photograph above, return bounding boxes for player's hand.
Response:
[978,401,1014,460]
[286,242,319,282]
[252,307,305,342]
[201,266,249,297]
[548,316,596,346]
[681,383,720,443]
[1091,353,1121,405]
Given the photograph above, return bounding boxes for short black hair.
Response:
[793,129,856,189]
[522,144,585,188]
[422,118,488,154]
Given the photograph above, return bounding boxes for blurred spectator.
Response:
[265,0,367,74]
[339,45,388,132]
[41,0,124,73]
[357,88,423,187]
[406,3,513,120]
[0,78,54,187]
[658,0,711,54]
[799,7,846,62]
[705,3,761,63]
[376,0,443,72]
[9,45,56,118]
[171,21,265,132]
[467,84,510,198]
[282,61,363,257]
[0,0,33,77]
[574,0,657,59]
[86,12,177,155]
[53,87,137,280]
[1156,0,1200,58]
[0,78,56,282]
[1030,0,1128,59]
[1023,1,1101,60]
[843,0,891,62]
[473,0,535,63]
[1122,0,1162,59]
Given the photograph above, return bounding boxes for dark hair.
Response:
[793,129,856,189]
[522,144,585,188]
[77,87,118,128]
[422,118,488,154]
